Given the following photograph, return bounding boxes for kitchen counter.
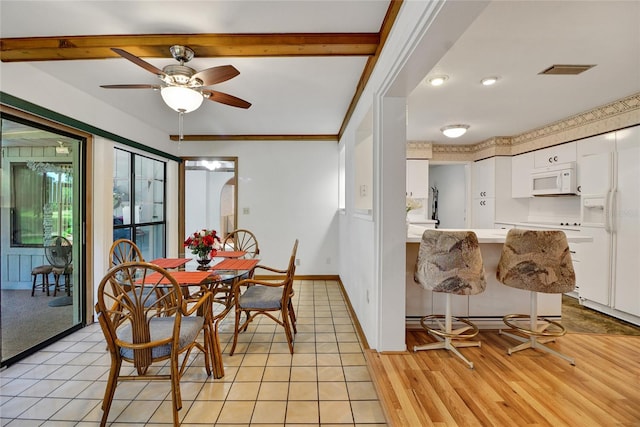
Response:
[407,225,591,243]
[406,226,592,329]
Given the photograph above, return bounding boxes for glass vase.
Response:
[196,255,212,270]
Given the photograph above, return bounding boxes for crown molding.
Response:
[408,93,640,159]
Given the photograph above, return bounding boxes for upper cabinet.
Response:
[533,141,576,168]
[471,157,496,198]
[471,156,528,227]
[406,159,429,198]
[511,152,534,198]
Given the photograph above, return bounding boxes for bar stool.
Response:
[413,230,487,369]
[31,264,53,296]
[496,229,576,365]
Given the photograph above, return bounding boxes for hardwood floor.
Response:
[366,329,640,426]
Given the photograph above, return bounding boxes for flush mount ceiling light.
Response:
[481,76,499,86]
[160,86,204,113]
[427,75,448,86]
[441,124,469,138]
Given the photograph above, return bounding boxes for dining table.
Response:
[146,257,259,378]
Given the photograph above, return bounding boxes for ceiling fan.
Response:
[101,45,251,113]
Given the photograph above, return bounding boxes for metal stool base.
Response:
[413,295,481,369]
[499,313,575,365]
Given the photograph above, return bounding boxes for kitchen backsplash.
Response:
[526,195,581,224]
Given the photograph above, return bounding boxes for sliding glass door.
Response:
[1,113,85,366]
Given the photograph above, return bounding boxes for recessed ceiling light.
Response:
[441,124,469,138]
[481,76,499,86]
[427,75,448,86]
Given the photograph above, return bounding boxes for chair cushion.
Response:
[497,229,575,294]
[239,285,283,309]
[117,316,204,359]
[52,266,73,275]
[414,230,486,295]
[32,265,53,274]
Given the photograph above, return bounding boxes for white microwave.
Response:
[530,163,577,196]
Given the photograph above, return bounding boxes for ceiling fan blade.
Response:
[111,48,166,77]
[192,65,240,86]
[100,84,161,90]
[202,89,252,109]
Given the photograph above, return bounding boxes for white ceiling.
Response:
[1,1,639,146]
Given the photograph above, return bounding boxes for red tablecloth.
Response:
[216,251,247,258]
[211,258,260,270]
[149,258,191,269]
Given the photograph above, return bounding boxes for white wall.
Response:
[429,164,468,228]
[175,140,340,275]
[338,0,489,351]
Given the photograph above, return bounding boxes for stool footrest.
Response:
[502,314,566,338]
[420,314,479,340]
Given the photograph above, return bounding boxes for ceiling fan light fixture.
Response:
[160,86,204,113]
[441,124,469,138]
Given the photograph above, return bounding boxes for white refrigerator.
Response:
[579,126,640,322]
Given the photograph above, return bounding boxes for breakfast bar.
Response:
[406,226,593,329]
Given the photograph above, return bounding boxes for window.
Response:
[113,148,166,260]
[9,165,73,247]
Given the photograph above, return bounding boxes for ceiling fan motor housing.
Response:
[162,64,197,86]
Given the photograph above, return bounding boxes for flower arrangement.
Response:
[406,197,423,213]
[184,229,221,259]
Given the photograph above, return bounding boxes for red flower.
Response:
[184,228,221,258]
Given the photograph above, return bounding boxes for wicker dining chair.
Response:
[222,228,260,258]
[229,239,298,356]
[109,238,144,266]
[95,261,214,426]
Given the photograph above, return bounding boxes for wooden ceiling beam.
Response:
[1,33,379,62]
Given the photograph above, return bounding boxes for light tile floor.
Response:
[0,280,387,426]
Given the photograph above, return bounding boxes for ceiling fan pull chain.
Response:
[178,110,185,141]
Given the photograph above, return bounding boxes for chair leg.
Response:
[31,274,37,297]
[170,355,182,427]
[499,291,575,365]
[31,272,50,296]
[413,293,479,369]
[100,357,122,426]
[282,307,294,354]
[229,306,243,356]
[288,299,297,334]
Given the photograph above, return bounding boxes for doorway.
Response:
[428,162,471,229]
[180,157,238,249]
[1,112,86,367]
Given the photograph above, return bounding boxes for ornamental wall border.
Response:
[407,92,640,161]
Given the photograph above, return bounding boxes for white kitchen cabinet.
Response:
[406,159,429,198]
[511,151,534,198]
[471,197,495,228]
[471,157,526,227]
[534,141,576,168]
[472,157,495,198]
